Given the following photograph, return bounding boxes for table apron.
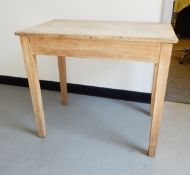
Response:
[29,36,161,63]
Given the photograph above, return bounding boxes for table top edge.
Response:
[15,19,178,44]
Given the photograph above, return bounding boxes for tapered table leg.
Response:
[58,56,68,105]
[148,43,173,157]
[20,36,46,137]
[150,63,158,116]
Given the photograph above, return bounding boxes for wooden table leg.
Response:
[20,36,46,137]
[150,63,158,116]
[148,43,173,157]
[58,56,68,105]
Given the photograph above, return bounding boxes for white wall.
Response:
[162,0,174,23]
[0,0,163,93]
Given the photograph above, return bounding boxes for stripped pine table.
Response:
[16,19,178,157]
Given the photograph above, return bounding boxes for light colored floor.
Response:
[166,38,190,104]
[0,85,190,175]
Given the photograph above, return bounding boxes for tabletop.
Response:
[16,19,178,43]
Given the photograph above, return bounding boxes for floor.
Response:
[165,38,190,104]
[0,85,190,175]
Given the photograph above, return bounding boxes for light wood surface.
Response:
[16,19,178,43]
[148,43,173,157]
[29,36,161,62]
[150,63,159,116]
[20,36,46,137]
[16,19,178,157]
[58,56,68,105]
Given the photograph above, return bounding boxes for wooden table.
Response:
[16,19,178,157]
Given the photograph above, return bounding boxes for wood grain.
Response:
[15,19,178,43]
[20,36,46,137]
[150,63,159,116]
[30,36,161,62]
[148,43,173,157]
[58,56,68,105]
